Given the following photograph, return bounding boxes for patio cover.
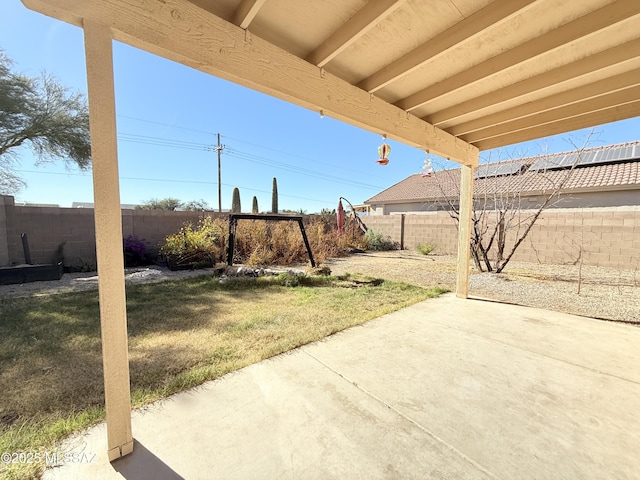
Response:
[21,0,640,461]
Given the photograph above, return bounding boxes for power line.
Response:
[116,114,215,136]
[113,131,383,190]
[222,134,389,181]
[15,169,335,205]
[225,147,383,190]
[113,114,389,182]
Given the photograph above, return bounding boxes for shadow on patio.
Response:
[44,294,639,480]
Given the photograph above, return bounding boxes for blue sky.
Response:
[2,1,639,212]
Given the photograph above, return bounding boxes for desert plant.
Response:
[417,243,435,255]
[229,215,366,266]
[364,229,400,251]
[231,187,241,213]
[160,216,226,268]
[0,50,91,195]
[123,234,148,267]
[252,196,259,214]
[271,177,278,213]
[136,197,183,210]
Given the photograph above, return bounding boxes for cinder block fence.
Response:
[2,195,639,270]
[0,195,222,268]
[362,207,640,269]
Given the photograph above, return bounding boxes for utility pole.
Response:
[214,133,224,213]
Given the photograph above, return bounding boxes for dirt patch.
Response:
[324,251,640,324]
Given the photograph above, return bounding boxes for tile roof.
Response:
[366,142,640,204]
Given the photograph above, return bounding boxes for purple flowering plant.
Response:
[123,234,147,264]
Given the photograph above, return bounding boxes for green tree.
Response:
[136,197,183,211]
[183,199,210,211]
[0,50,91,194]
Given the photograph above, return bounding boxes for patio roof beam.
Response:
[396,0,640,112]
[306,0,406,68]
[474,100,640,150]
[21,0,478,165]
[233,0,267,29]
[358,0,537,93]
[427,37,640,126]
[450,69,640,136]
[462,85,640,143]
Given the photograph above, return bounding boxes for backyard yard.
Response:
[0,270,442,480]
[1,250,638,479]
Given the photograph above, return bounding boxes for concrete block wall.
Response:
[0,195,228,267]
[0,196,10,265]
[2,194,638,270]
[12,206,96,266]
[362,207,640,269]
[360,215,398,243]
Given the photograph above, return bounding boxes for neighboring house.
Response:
[365,142,640,215]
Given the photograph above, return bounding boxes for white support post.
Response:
[83,20,133,461]
[456,161,476,298]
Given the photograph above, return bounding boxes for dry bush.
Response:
[160,215,366,268]
[233,216,365,266]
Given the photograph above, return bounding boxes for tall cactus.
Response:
[252,196,259,214]
[271,177,278,214]
[231,187,241,213]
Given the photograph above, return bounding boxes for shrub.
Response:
[160,216,226,268]
[417,242,436,255]
[364,229,400,251]
[230,216,366,266]
[123,235,148,267]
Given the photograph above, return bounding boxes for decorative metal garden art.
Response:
[421,151,434,177]
[377,135,390,165]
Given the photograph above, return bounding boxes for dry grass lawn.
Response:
[0,272,445,480]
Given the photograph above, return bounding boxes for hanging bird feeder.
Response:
[377,135,390,165]
[421,151,434,177]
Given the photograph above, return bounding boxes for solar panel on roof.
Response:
[529,143,640,171]
[528,154,567,171]
[474,160,527,179]
[576,144,637,167]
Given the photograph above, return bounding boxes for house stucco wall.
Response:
[368,188,640,216]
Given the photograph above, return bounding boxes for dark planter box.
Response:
[165,256,213,271]
[0,263,64,285]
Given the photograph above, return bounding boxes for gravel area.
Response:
[2,252,638,324]
[0,266,213,298]
[325,251,640,324]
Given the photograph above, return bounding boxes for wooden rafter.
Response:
[426,38,640,126]
[451,69,640,137]
[306,0,406,68]
[462,86,640,143]
[358,0,537,93]
[397,0,640,112]
[21,0,478,164]
[475,100,640,150]
[233,0,266,29]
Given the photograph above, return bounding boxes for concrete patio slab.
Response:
[44,294,640,480]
